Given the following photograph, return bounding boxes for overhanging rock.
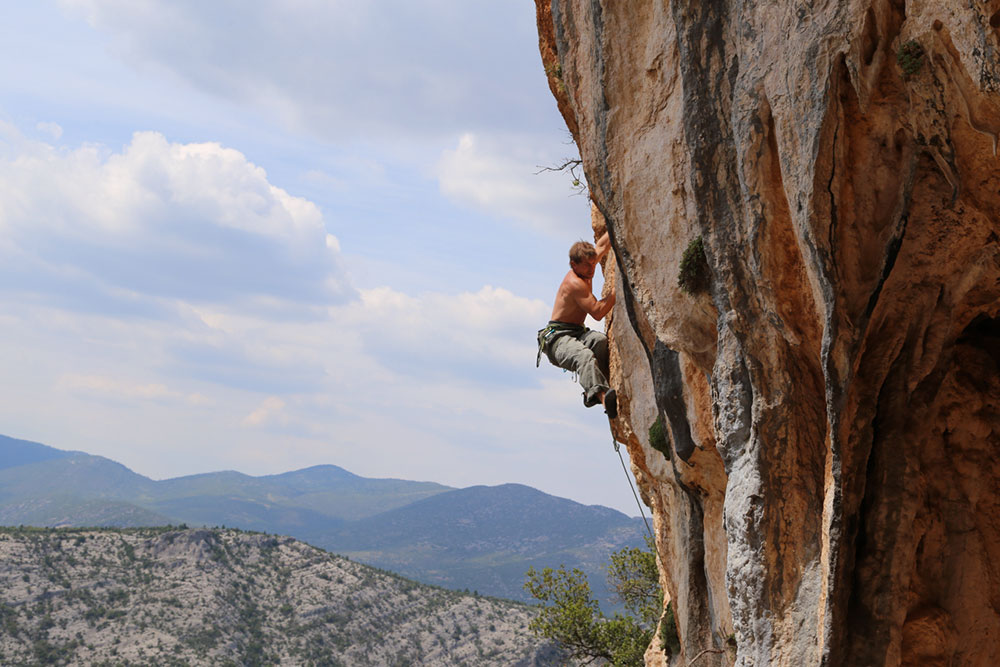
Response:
[536,1,1000,665]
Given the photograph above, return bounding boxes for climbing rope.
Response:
[610,421,654,542]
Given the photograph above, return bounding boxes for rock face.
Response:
[536,1,1000,665]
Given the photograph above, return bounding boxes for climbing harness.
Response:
[610,420,654,542]
[535,321,586,367]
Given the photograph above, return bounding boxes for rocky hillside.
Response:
[536,1,1000,666]
[0,527,561,666]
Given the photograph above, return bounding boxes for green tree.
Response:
[524,541,674,666]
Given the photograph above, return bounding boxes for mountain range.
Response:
[0,434,646,608]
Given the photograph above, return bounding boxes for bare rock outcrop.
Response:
[536,1,1000,665]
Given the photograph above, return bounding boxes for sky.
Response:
[0,1,638,515]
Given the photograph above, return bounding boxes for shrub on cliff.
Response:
[678,237,710,295]
[524,541,675,665]
[897,40,925,76]
[648,415,670,460]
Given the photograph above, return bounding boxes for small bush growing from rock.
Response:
[545,62,566,95]
[678,237,710,295]
[897,40,924,76]
[659,602,681,657]
[648,416,670,460]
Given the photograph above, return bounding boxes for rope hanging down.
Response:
[610,421,653,541]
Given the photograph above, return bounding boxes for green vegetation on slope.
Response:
[0,527,563,666]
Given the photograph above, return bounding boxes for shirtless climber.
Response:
[536,232,618,419]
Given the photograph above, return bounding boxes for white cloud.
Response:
[0,136,566,395]
[436,132,589,236]
[35,121,63,139]
[137,283,548,396]
[57,0,557,141]
[242,396,286,427]
[0,130,352,311]
[345,285,548,384]
[56,373,211,406]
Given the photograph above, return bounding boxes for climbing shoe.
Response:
[604,389,618,420]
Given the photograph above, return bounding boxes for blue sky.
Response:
[0,1,635,514]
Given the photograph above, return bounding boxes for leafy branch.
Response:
[535,158,587,195]
[524,541,676,666]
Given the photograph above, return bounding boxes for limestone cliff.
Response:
[536,2,1000,665]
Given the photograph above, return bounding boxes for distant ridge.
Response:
[0,434,646,608]
[331,483,632,553]
[0,451,157,503]
[0,435,451,523]
[324,482,643,604]
[0,434,74,470]
[264,463,360,484]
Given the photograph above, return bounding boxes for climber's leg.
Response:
[578,330,615,417]
[546,332,610,408]
[578,329,610,378]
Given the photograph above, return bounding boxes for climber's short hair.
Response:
[569,240,597,265]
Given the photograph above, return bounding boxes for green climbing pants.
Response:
[537,321,610,407]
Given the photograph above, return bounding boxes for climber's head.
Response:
[569,240,598,279]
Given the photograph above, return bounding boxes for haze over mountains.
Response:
[0,434,646,607]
